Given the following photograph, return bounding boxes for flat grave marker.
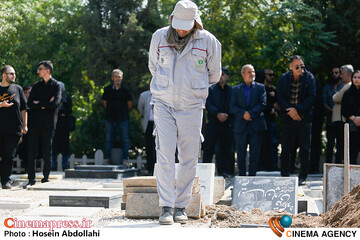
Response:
[232,176,298,214]
[49,191,122,208]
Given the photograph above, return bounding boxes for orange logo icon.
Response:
[269,215,292,237]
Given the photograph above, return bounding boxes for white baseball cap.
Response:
[170,1,203,30]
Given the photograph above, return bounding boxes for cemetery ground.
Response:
[0,172,359,228]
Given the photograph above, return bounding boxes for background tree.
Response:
[304,0,360,80]
[197,0,335,84]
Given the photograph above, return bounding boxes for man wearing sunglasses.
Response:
[0,65,28,189]
[277,55,316,185]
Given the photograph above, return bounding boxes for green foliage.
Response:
[197,0,335,85]
[304,0,360,82]
[257,0,336,74]
[0,0,85,88]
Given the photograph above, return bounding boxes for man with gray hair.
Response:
[230,64,267,176]
[277,55,316,186]
[102,69,133,163]
[149,0,221,225]
[331,64,354,163]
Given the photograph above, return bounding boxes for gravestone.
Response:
[49,191,123,208]
[196,163,215,205]
[94,149,104,165]
[26,182,92,191]
[324,165,360,211]
[154,163,215,205]
[232,176,298,214]
[65,165,137,179]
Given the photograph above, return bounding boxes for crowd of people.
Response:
[202,61,360,186]
[0,61,73,190]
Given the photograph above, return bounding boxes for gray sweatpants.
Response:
[153,102,203,208]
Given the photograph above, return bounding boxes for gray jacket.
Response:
[148,26,222,110]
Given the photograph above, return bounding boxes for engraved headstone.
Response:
[232,176,298,214]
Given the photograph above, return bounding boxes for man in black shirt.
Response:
[0,65,28,189]
[24,61,62,188]
[102,69,133,163]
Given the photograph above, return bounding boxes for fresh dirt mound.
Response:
[198,205,324,228]
[323,184,360,227]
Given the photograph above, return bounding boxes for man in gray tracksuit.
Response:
[148,0,221,225]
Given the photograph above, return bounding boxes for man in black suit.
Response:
[24,61,62,188]
[203,67,234,177]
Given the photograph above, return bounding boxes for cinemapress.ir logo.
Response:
[269,215,292,237]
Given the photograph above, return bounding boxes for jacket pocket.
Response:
[191,75,209,101]
[191,78,208,89]
[154,73,169,88]
[159,47,172,66]
[192,49,207,73]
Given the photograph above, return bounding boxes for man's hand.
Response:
[217,113,228,122]
[353,116,360,127]
[0,100,14,108]
[243,111,251,121]
[22,126,28,134]
[287,107,301,121]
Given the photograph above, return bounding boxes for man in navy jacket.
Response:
[203,67,234,177]
[277,55,316,185]
[230,64,267,176]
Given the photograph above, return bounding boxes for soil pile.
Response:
[323,184,360,227]
[200,205,325,228]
